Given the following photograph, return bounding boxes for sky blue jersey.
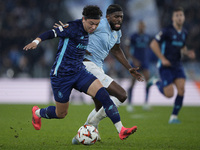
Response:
[50,19,89,76]
[84,18,122,68]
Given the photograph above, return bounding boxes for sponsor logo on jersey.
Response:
[76,43,87,49]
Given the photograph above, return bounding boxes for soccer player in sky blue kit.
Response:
[149,7,195,124]
[125,21,151,112]
[23,5,138,140]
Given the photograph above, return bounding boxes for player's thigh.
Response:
[55,101,69,118]
[74,69,100,97]
[163,83,174,98]
[83,61,113,88]
[87,79,103,97]
[159,67,174,97]
[174,78,185,96]
[50,75,73,103]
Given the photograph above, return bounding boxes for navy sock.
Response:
[172,95,183,115]
[156,81,164,95]
[40,106,58,119]
[145,85,149,103]
[128,87,133,104]
[95,87,120,124]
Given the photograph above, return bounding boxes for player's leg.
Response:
[148,67,174,98]
[32,102,69,130]
[32,75,72,130]
[126,78,136,112]
[142,68,151,110]
[169,78,185,124]
[86,79,137,139]
[86,80,127,129]
[83,62,125,126]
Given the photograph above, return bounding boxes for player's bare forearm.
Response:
[23,38,41,51]
[150,39,164,60]
[111,44,132,70]
[111,44,144,81]
[150,39,171,66]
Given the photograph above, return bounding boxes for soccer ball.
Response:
[75,125,99,145]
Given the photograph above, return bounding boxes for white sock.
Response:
[88,107,106,128]
[110,96,122,107]
[114,121,123,133]
[84,109,97,125]
[169,114,178,120]
[35,109,41,118]
[88,96,122,128]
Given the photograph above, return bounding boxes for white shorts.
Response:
[83,61,113,88]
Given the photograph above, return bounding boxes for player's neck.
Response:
[173,23,182,32]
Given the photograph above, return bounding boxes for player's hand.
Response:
[161,58,171,67]
[23,42,37,51]
[53,21,68,28]
[85,50,92,56]
[187,50,196,59]
[129,67,144,82]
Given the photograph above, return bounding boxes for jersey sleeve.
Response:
[154,28,167,44]
[116,30,122,44]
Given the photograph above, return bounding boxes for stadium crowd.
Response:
[0,0,199,79]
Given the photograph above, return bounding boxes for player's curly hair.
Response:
[82,5,102,19]
[106,4,122,15]
[173,6,184,13]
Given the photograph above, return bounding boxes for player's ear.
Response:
[106,14,110,21]
[82,16,86,23]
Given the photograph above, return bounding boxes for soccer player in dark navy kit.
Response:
[23,5,137,140]
[125,21,151,112]
[149,7,195,124]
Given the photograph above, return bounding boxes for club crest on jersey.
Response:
[58,91,63,98]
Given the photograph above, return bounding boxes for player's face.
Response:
[138,21,145,33]
[172,11,185,27]
[107,11,123,31]
[82,18,100,34]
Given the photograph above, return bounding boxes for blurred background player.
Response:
[125,20,151,112]
[149,7,195,124]
[24,5,137,140]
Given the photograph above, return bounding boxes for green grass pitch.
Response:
[0,104,200,150]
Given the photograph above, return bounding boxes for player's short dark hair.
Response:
[106,4,123,15]
[173,6,184,13]
[82,5,102,19]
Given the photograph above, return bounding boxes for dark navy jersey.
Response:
[155,24,187,67]
[130,33,150,61]
[50,19,89,76]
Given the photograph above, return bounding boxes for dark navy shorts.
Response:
[159,65,186,87]
[50,68,97,103]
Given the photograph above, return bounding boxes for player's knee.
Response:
[57,110,68,119]
[164,90,174,98]
[118,90,127,103]
[178,87,185,96]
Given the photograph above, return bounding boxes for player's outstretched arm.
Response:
[110,44,144,82]
[23,38,41,51]
[150,39,171,67]
[23,29,56,51]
